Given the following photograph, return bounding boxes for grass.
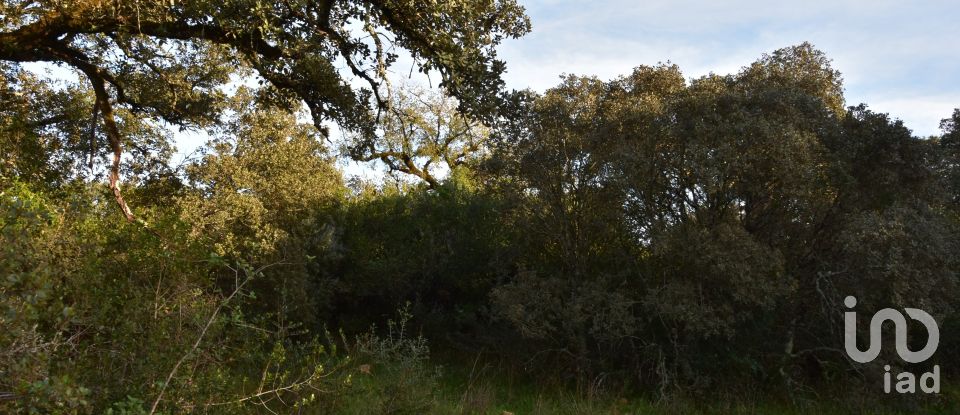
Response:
[308,354,960,415]
[295,320,957,415]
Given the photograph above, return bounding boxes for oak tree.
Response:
[1,0,530,219]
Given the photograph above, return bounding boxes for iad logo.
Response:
[843,296,940,393]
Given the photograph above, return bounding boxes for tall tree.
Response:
[0,0,529,219]
[348,82,490,188]
[485,43,958,388]
[179,88,345,327]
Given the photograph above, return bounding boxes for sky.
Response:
[494,0,960,137]
[21,0,958,163]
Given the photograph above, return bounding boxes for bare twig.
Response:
[148,261,286,415]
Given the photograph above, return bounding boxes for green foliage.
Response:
[1,159,344,413]
[481,43,959,393]
[3,35,959,414]
[345,303,441,414]
[329,176,511,337]
[179,89,345,329]
[939,108,960,209]
[0,181,90,413]
[1,0,530,148]
[105,396,148,415]
[0,69,93,191]
[347,82,491,188]
[181,89,343,259]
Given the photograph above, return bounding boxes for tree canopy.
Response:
[2,4,960,411]
[0,0,529,219]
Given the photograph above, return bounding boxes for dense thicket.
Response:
[476,45,959,393]
[2,5,959,411]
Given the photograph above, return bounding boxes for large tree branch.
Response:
[0,12,331,220]
[356,146,440,188]
[43,42,136,221]
[322,25,387,118]
[82,72,135,221]
[0,13,285,61]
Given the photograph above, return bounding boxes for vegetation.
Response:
[2,1,959,414]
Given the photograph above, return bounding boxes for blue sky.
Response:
[495,0,960,137]
[23,0,957,163]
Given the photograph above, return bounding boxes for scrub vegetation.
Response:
[2,1,959,413]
